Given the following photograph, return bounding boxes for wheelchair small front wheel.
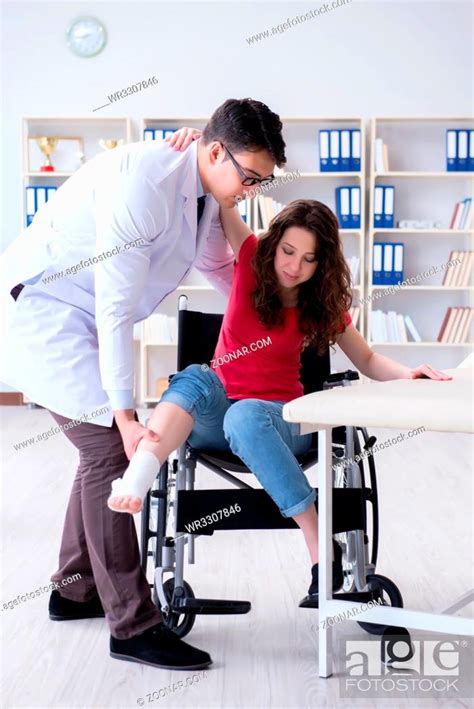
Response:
[160,578,196,638]
[357,573,403,636]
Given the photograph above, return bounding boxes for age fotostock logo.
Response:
[338,635,473,699]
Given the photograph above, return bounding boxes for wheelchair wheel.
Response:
[159,578,196,638]
[357,573,404,636]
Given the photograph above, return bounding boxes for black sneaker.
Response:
[110,621,212,670]
[49,589,105,620]
[307,539,344,596]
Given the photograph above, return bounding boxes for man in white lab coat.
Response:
[0,98,286,669]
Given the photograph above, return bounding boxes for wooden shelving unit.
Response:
[19,116,132,405]
[367,117,474,366]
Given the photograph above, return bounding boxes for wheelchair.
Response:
[140,294,403,639]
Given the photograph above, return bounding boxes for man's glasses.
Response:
[221,143,275,187]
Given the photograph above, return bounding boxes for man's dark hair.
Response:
[202,98,286,168]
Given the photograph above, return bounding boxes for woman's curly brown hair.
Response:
[250,199,352,355]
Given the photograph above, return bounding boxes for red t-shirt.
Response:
[210,234,352,402]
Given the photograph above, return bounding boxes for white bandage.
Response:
[109,450,161,503]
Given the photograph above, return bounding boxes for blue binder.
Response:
[457,130,468,171]
[383,186,395,228]
[25,185,57,227]
[469,130,474,171]
[46,186,57,202]
[393,243,404,284]
[350,187,361,229]
[319,130,330,172]
[374,186,384,228]
[382,243,394,285]
[26,186,36,222]
[446,129,457,171]
[349,129,361,171]
[335,186,351,228]
[340,130,351,171]
[373,243,383,285]
[329,130,340,171]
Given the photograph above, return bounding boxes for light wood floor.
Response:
[1,405,473,709]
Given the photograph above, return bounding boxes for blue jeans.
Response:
[159,363,315,517]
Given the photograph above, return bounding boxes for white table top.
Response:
[283,367,474,434]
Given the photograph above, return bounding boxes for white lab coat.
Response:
[0,139,235,426]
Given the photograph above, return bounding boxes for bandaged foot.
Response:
[107,450,161,514]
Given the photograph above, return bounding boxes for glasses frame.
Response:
[221,142,275,187]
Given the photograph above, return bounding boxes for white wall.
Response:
[1,0,472,393]
[2,0,472,248]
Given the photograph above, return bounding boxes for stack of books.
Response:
[256,196,284,230]
[374,138,389,172]
[348,305,361,329]
[437,307,473,343]
[346,256,360,287]
[370,311,420,343]
[448,198,472,229]
[442,251,473,287]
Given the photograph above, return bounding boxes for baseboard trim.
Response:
[0,392,24,405]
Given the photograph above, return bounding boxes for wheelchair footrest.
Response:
[299,590,376,609]
[172,597,251,615]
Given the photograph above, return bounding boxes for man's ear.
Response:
[208,141,225,167]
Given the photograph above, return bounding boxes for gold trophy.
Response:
[36,136,58,172]
[99,138,124,151]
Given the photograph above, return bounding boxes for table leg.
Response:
[318,426,334,678]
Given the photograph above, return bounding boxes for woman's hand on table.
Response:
[407,364,452,381]
[166,127,202,151]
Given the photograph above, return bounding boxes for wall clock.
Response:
[66,16,107,58]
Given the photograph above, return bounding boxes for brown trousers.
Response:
[48,410,162,639]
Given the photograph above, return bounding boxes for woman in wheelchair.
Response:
[107,187,449,599]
